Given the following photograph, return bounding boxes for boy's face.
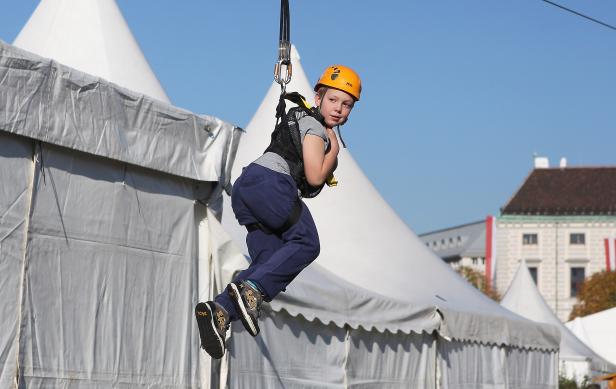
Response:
[315,88,355,128]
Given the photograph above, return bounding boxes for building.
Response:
[419,220,487,272]
[495,160,616,322]
[422,158,616,322]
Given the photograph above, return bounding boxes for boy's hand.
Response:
[326,128,340,156]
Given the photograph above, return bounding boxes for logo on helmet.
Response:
[330,67,340,81]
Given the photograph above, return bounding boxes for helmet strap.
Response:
[336,125,347,149]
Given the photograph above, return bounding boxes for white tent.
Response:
[219,46,562,387]
[501,260,616,382]
[14,0,170,103]
[4,1,561,387]
[0,39,239,388]
[566,307,616,366]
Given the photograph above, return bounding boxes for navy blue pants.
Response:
[215,163,320,322]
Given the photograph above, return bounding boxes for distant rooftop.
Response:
[419,220,485,261]
[502,167,616,216]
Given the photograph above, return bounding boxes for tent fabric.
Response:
[0,133,202,387]
[226,309,558,389]
[0,39,240,387]
[438,340,558,389]
[0,134,33,388]
[566,308,616,366]
[14,0,170,102]
[228,310,437,389]
[0,39,241,185]
[270,263,442,335]
[500,260,616,379]
[221,45,560,352]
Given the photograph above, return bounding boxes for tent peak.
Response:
[14,0,170,103]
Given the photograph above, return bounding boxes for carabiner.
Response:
[274,60,292,87]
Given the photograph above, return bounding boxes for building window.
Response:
[570,267,585,297]
[472,257,478,265]
[481,257,485,265]
[528,267,538,285]
[522,233,538,245]
[570,233,585,245]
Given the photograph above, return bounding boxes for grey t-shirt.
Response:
[254,115,329,175]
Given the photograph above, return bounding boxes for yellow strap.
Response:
[326,174,338,187]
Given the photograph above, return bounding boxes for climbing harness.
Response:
[265,92,327,199]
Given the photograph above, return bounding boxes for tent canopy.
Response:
[14,0,170,102]
[0,39,239,185]
[501,260,616,374]
[566,307,616,366]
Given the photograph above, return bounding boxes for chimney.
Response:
[534,155,549,169]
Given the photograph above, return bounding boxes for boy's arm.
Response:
[303,129,339,187]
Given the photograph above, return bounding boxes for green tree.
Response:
[569,270,616,321]
[456,266,500,301]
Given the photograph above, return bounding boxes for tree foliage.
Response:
[456,266,500,301]
[569,270,616,321]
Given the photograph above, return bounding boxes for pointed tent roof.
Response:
[501,260,616,373]
[14,0,170,103]
[566,307,616,366]
[221,45,560,351]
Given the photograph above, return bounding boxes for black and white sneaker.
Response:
[195,301,229,359]
[227,281,263,337]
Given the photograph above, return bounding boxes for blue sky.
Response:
[2,1,615,234]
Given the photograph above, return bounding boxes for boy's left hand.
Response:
[326,128,340,156]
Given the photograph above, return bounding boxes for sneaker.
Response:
[227,281,262,337]
[194,301,229,359]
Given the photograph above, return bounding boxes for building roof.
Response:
[419,220,486,261]
[502,167,616,216]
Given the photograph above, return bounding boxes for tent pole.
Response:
[434,332,442,389]
[13,140,39,387]
[342,326,350,388]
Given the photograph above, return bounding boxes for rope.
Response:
[274,0,292,92]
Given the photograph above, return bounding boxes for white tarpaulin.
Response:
[0,39,240,388]
[501,260,616,382]
[566,307,616,366]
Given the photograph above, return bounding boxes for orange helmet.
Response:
[314,65,361,101]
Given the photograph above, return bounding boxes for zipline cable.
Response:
[541,0,616,31]
[274,0,292,92]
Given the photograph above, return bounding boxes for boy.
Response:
[195,65,361,359]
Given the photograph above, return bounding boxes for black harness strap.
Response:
[245,197,303,236]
